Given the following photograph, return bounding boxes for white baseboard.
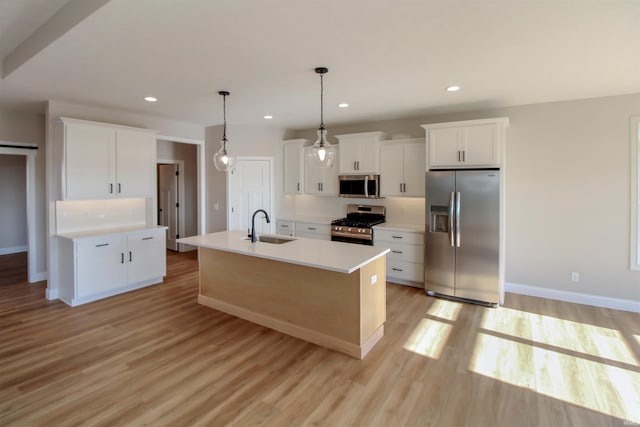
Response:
[505,282,640,313]
[46,288,59,300]
[31,271,48,283]
[0,245,27,255]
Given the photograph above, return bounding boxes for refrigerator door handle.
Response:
[455,191,461,247]
[448,192,455,247]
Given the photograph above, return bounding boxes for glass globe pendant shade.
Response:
[213,138,235,172]
[307,127,336,167]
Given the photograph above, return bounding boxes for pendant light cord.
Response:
[222,93,228,144]
[319,72,325,130]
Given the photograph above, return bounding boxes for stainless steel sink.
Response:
[258,235,296,244]
[243,235,296,244]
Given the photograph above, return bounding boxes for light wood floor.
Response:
[0,251,639,426]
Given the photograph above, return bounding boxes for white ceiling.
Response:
[1,0,639,129]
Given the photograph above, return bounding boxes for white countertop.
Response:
[374,223,424,233]
[58,225,167,240]
[178,230,390,274]
[276,215,335,224]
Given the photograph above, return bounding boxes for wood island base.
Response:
[197,248,386,359]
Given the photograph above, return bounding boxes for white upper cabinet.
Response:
[422,118,509,169]
[60,118,157,200]
[380,139,426,197]
[336,132,387,174]
[303,146,339,196]
[283,139,308,194]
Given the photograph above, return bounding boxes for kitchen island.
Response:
[178,230,390,359]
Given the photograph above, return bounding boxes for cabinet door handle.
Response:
[392,267,403,272]
[400,183,403,193]
[392,250,403,254]
[297,182,300,191]
[95,243,109,247]
[392,235,403,239]
[121,253,124,264]
[457,151,461,162]
[462,150,466,162]
[357,161,360,170]
[404,183,407,192]
[142,236,154,240]
[118,183,122,193]
[109,183,113,194]
[129,251,132,262]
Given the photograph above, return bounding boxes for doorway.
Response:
[157,162,182,251]
[227,157,274,233]
[0,143,38,283]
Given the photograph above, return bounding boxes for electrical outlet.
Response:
[571,272,580,282]
[370,274,377,285]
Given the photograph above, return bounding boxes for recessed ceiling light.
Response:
[446,86,460,92]
[144,96,158,102]
[338,103,349,108]
[264,115,273,120]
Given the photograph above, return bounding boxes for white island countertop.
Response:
[178,230,390,274]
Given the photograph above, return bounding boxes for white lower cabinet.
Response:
[59,228,166,306]
[374,228,424,286]
[276,219,295,236]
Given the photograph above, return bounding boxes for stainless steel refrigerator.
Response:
[424,169,502,306]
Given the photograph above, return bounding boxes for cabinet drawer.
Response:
[387,260,424,283]
[375,229,424,245]
[276,220,295,236]
[375,241,423,263]
[295,222,330,236]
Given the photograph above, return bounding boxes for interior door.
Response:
[228,159,273,234]
[158,164,179,251]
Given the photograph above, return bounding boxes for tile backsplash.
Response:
[56,198,147,234]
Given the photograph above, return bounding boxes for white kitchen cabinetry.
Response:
[303,147,339,196]
[58,227,166,306]
[283,139,308,194]
[374,227,424,286]
[60,118,157,200]
[336,132,387,174]
[276,219,295,236]
[294,222,330,240]
[380,139,426,197]
[422,118,509,169]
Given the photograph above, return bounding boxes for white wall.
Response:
[0,155,27,252]
[291,93,640,303]
[157,140,198,238]
[0,108,46,275]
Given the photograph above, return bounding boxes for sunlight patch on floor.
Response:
[481,307,639,366]
[469,332,640,423]
[403,318,452,359]
[426,299,463,321]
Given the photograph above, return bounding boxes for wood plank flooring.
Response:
[0,250,639,426]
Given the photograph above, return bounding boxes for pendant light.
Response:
[307,67,336,167]
[213,90,236,172]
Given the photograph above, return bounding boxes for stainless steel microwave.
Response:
[338,175,381,198]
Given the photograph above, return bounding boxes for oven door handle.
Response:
[331,231,372,241]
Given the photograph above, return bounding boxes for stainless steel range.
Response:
[331,204,386,245]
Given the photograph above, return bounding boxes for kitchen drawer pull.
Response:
[280,224,289,228]
[142,237,154,240]
[392,235,403,239]
[392,267,403,272]
[95,243,109,247]
[391,250,403,254]
[308,227,316,231]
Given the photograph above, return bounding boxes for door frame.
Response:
[0,142,38,283]
[226,157,275,232]
[157,159,186,251]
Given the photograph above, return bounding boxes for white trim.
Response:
[0,245,28,255]
[0,144,40,283]
[157,159,186,251]
[630,117,639,271]
[505,282,640,313]
[156,135,206,235]
[45,287,58,300]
